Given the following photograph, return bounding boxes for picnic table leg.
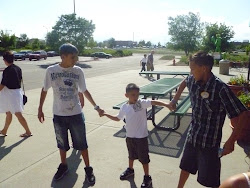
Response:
[157,74,160,80]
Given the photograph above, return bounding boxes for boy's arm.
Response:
[169,79,187,110]
[78,92,84,108]
[103,113,120,121]
[38,88,47,123]
[83,89,104,116]
[222,110,248,156]
[0,84,4,91]
[151,100,171,109]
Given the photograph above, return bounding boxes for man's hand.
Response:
[222,139,235,156]
[38,108,45,123]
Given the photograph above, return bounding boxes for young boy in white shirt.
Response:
[102,83,171,188]
[38,43,103,185]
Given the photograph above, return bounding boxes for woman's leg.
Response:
[1,112,12,135]
[15,112,32,135]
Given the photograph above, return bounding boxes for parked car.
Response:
[29,50,47,61]
[20,50,33,58]
[90,52,112,59]
[14,51,27,60]
[47,51,58,57]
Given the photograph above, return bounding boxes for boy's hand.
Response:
[222,139,235,156]
[97,108,104,117]
[38,109,45,123]
[169,102,177,111]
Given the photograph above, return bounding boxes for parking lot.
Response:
[0,53,167,90]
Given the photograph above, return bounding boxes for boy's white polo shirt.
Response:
[117,99,151,138]
[43,64,86,116]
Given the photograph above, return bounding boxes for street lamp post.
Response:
[73,0,75,14]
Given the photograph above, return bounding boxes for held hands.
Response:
[97,108,105,117]
[169,101,177,111]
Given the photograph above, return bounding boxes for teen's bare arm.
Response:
[169,79,187,110]
[78,92,84,108]
[0,84,4,91]
[222,110,248,156]
[103,113,120,121]
[83,89,104,116]
[38,88,47,123]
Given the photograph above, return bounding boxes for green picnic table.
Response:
[140,78,185,130]
[113,77,191,131]
[139,71,190,80]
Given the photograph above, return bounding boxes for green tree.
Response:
[16,34,29,49]
[202,23,234,52]
[31,38,40,50]
[46,14,95,53]
[87,37,97,48]
[168,12,203,56]
[138,40,146,47]
[0,30,16,52]
[146,41,152,47]
[107,38,115,48]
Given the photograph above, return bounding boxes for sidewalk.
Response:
[0,60,249,188]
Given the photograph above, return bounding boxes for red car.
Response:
[29,50,47,61]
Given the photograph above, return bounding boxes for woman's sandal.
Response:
[0,131,7,137]
[20,133,33,138]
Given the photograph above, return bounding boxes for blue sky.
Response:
[0,0,249,44]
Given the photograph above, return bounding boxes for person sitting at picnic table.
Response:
[169,51,248,188]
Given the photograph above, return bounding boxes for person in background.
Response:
[140,54,147,73]
[0,51,32,137]
[146,50,154,77]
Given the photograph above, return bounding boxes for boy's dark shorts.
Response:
[53,113,88,151]
[180,142,221,187]
[126,137,150,164]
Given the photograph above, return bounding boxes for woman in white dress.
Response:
[0,51,32,137]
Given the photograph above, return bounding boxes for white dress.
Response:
[0,72,24,113]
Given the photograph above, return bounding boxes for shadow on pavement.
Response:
[113,114,191,158]
[0,137,27,160]
[51,149,92,188]
[38,62,92,69]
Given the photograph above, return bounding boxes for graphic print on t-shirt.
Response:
[133,101,143,112]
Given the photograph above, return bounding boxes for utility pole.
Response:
[73,0,76,14]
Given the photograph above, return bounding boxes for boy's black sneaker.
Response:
[120,168,134,180]
[84,166,95,186]
[53,163,69,181]
[141,175,152,188]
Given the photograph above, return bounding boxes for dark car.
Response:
[20,50,33,58]
[90,52,112,59]
[29,50,47,61]
[14,52,27,60]
[47,51,59,57]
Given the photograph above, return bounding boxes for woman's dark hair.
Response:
[3,51,14,64]
[189,51,214,70]
[126,83,139,93]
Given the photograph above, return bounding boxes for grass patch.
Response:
[159,55,175,60]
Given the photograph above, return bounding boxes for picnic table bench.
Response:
[139,71,190,80]
[113,78,191,131]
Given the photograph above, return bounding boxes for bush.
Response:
[159,55,175,60]
[81,48,132,57]
[179,56,189,64]
[226,53,249,62]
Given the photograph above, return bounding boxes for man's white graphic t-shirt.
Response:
[117,99,151,138]
[43,64,86,116]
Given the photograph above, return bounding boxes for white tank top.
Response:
[243,173,250,188]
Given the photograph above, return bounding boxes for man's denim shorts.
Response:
[53,113,88,151]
